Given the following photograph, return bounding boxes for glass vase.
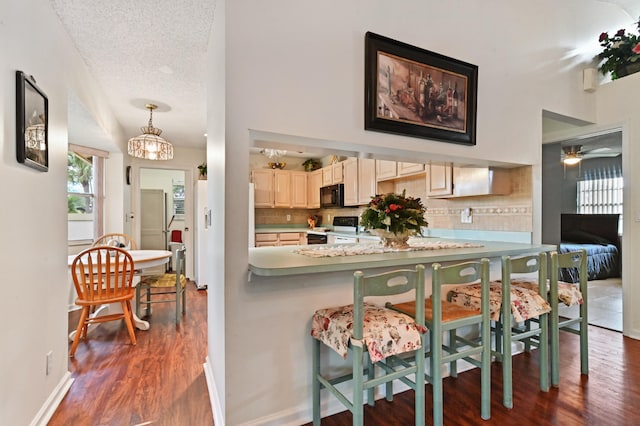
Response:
[373,229,413,250]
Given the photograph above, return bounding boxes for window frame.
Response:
[67,144,108,244]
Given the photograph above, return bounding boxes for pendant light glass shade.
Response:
[562,145,582,166]
[127,104,174,160]
[563,153,582,165]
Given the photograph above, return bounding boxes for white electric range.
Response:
[306,216,360,244]
[328,216,359,244]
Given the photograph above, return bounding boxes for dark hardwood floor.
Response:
[307,326,640,425]
[50,285,640,426]
[48,283,213,426]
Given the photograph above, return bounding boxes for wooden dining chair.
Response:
[492,253,550,408]
[93,233,138,250]
[69,246,137,357]
[387,259,491,425]
[311,265,426,426]
[136,246,187,324]
[549,249,588,386]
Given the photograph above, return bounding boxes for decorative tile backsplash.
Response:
[423,166,533,232]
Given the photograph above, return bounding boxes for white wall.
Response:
[0,1,124,424]
[216,1,632,424]
[204,1,227,425]
[595,73,640,339]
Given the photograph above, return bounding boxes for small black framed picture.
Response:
[16,70,49,172]
[364,32,478,146]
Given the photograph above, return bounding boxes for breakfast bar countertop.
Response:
[249,237,556,277]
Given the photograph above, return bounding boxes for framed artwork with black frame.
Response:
[364,32,478,146]
[16,70,49,171]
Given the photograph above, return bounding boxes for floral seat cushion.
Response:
[509,278,584,306]
[311,302,426,363]
[447,282,551,323]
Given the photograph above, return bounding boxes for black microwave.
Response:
[320,184,345,208]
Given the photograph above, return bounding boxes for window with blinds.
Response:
[173,181,185,217]
[577,167,623,232]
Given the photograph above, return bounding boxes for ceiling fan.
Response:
[561,144,621,165]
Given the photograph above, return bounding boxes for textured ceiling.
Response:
[50,0,217,150]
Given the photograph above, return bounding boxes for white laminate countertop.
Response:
[248,237,556,277]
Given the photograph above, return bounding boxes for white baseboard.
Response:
[236,406,309,426]
[30,372,74,426]
[235,383,419,426]
[203,356,225,426]
[624,327,640,340]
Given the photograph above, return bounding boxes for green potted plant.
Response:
[197,162,207,180]
[302,158,321,172]
[360,190,428,249]
[598,16,640,79]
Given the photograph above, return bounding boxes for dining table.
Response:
[67,249,173,341]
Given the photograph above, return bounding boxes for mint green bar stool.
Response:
[550,249,589,386]
[493,253,550,408]
[388,259,491,425]
[311,265,426,426]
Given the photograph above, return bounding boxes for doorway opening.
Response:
[542,116,623,332]
[139,168,192,276]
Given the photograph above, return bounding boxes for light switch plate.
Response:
[461,208,473,224]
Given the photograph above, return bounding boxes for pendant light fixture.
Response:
[127,103,174,160]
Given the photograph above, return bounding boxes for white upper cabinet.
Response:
[307,169,322,208]
[377,160,425,181]
[426,163,453,197]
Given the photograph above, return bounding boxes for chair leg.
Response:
[415,335,425,426]
[366,353,375,406]
[494,320,503,356]
[176,285,181,324]
[122,301,137,346]
[70,307,90,357]
[502,309,513,409]
[182,285,187,314]
[352,343,364,426]
[431,328,444,426]
[540,312,549,392]
[580,303,589,375]
[448,329,458,378]
[312,338,321,426]
[550,300,560,386]
[524,320,532,352]
[481,311,491,420]
[385,358,393,402]
[135,285,141,317]
[146,286,152,316]
[502,330,513,409]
